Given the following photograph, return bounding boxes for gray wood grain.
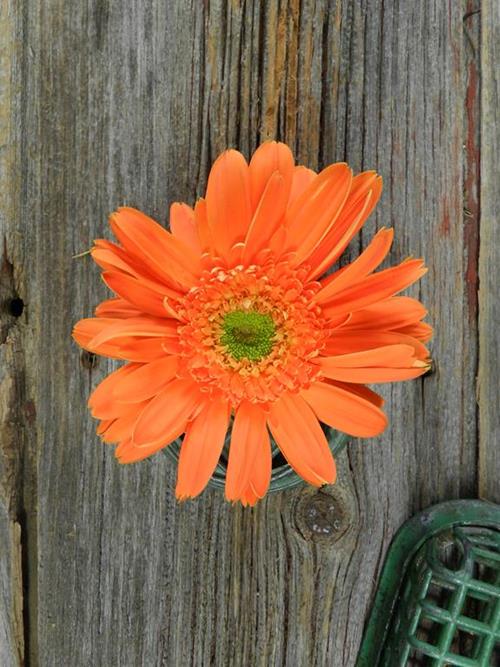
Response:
[0,516,23,667]
[0,1,496,666]
[1,3,27,665]
[478,0,500,503]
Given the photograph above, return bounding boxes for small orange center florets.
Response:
[176,258,330,406]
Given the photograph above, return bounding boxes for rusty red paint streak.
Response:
[441,201,450,236]
[23,400,36,424]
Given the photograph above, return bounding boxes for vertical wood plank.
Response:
[0,517,23,667]
[1,2,26,665]
[478,0,500,503]
[0,1,495,665]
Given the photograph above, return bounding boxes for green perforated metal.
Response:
[164,425,347,492]
[358,501,500,667]
[384,525,500,665]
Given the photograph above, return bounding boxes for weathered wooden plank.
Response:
[478,0,500,503]
[0,1,494,666]
[1,3,26,665]
[0,516,23,667]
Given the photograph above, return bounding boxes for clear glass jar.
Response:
[164,426,348,493]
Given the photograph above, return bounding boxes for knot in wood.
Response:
[294,488,351,543]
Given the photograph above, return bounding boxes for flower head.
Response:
[73,142,431,505]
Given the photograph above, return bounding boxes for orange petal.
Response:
[240,485,259,507]
[243,172,289,264]
[100,419,122,444]
[285,163,353,264]
[248,141,294,210]
[111,356,179,403]
[94,243,185,308]
[267,393,336,486]
[169,203,202,255]
[115,437,168,463]
[97,419,114,436]
[288,166,316,206]
[92,239,171,282]
[337,296,428,332]
[95,298,142,318]
[132,378,201,447]
[316,344,429,383]
[92,243,137,276]
[226,242,246,268]
[73,317,112,349]
[102,272,173,318]
[301,381,388,437]
[73,318,174,362]
[225,401,271,502]
[266,225,288,257]
[100,402,148,443]
[306,189,373,279]
[116,338,179,361]
[175,395,230,500]
[92,239,186,296]
[317,228,394,301]
[205,150,252,259]
[319,344,419,368]
[160,296,183,321]
[194,198,213,253]
[85,316,178,349]
[321,259,428,318]
[307,173,383,279]
[318,366,428,383]
[342,171,382,220]
[324,330,429,360]
[324,380,385,408]
[247,440,272,500]
[88,364,140,419]
[395,321,433,342]
[110,207,201,289]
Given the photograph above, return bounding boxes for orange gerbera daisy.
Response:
[73,142,431,505]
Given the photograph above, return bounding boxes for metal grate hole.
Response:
[474,561,500,586]
[462,593,494,625]
[425,581,455,609]
[407,649,430,666]
[450,627,481,658]
[415,615,444,647]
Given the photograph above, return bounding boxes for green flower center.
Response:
[220,310,276,361]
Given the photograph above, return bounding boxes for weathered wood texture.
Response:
[478,0,500,503]
[0,1,497,665]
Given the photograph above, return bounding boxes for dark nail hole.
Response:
[80,351,98,369]
[8,297,24,317]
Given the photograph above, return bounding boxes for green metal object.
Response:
[357,500,500,667]
[165,425,348,492]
